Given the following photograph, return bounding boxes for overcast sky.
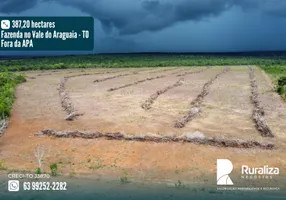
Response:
[1,0,286,54]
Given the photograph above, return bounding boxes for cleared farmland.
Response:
[6,66,285,141]
[1,66,286,182]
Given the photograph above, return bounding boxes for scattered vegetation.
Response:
[120,176,128,184]
[88,164,103,170]
[1,54,286,72]
[35,167,41,174]
[50,163,58,176]
[88,158,105,170]
[69,169,76,177]
[174,180,186,189]
[0,161,7,170]
[119,170,129,184]
[0,72,26,119]
[277,77,286,99]
[260,65,286,81]
[260,65,286,99]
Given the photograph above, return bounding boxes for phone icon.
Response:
[1,20,10,30]
[8,180,19,192]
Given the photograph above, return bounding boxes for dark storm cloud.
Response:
[234,0,286,17]
[53,0,235,34]
[31,0,286,34]
[0,0,38,13]
[260,0,286,17]
[1,0,286,34]
[96,37,140,53]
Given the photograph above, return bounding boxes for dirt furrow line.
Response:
[141,78,184,110]
[58,70,134,120]
[93,68,186,83]
[93,72,139,83]
[93,68,153,83]
[177,66,211,77]
[141,67,212,110]
[170,67,196,75]
[174,67,230,128]
[37,70,81,76]
[0,120,8,137]
[37,69,127,77]
[249,66,274,137]
[63,70,126,78]
[59,71,105,121]
[58,77,83,121]
[107,75,166,92]
[149,67,179,74]
[36,129,274,150]
[59,69,149,120]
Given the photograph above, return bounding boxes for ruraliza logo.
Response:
[217,159,233,185]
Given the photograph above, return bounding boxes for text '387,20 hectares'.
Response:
[0,17,94,51]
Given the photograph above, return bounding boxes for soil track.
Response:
[94,72,139,83]
[58,70,135,121]
[93,68,154,83]
[149,67,179,74]
[108,75,166,92]
[38,69,125,77]
[58,77,75,120]
[0,120,8,136]
[59,77,84,121]
[177,66,211,77]
[142,78,184,110]
[174,67,230,128]
[249,66,274,137]
[58,68,158,120]
[141,67,212,110]
[37,129,275,150]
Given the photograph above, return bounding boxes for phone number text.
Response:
[23,182,67,191]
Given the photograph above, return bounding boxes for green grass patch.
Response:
[260,65,286,81]
[260,65,286,99]
[50,163,58,176]
[1,54,286,72]
[35,167,42,174]
[277,77,286,100]
[0,161,7,170]
[0,72,26,119]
